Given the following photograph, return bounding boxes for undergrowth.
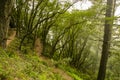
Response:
[0,48,86,80]
[0,49,64,80]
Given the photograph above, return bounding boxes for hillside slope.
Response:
[0,49,83,80]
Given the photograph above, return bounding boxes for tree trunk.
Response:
[0,0,13,48]
[97,0,115,80]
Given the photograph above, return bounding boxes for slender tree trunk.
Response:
[97,0,115,80]
[0,0,13,48]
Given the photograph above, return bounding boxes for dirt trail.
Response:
[52,68,73,80]
[40,56,73,80]
[6,30,16,46]
[6,31,73,80]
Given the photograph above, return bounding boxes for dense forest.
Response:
[0,0,120,80]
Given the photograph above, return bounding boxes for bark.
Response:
[0,0,13,48]
[97,0,115,80]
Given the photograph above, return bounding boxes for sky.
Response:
[69,0,92,10]
[69,0,120,16]
[115,6,120,16]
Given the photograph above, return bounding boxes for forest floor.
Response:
[0,50,83,80]
[6,30,16,46]
[6,33,73,80]
[39,55,74,80]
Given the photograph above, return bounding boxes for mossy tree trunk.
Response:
[0,0,13,48]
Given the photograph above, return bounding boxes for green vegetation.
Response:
[0,0,120,80]
[0,48,84,80]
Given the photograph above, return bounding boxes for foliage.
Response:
[0,0,120,80]
[0,49,69,80]
[58,64,91,80]
[11,0,73,51]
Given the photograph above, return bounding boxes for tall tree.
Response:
[97,0,116,80]
[0,0,13,48]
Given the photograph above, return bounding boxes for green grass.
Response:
[0,48,86,80]
[0,49,65,80]
[58,64,83,80]
[57,62,91,80]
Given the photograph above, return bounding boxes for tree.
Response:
[97,0,116,80]
[11,0,78,53]
[0,0,13,48]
